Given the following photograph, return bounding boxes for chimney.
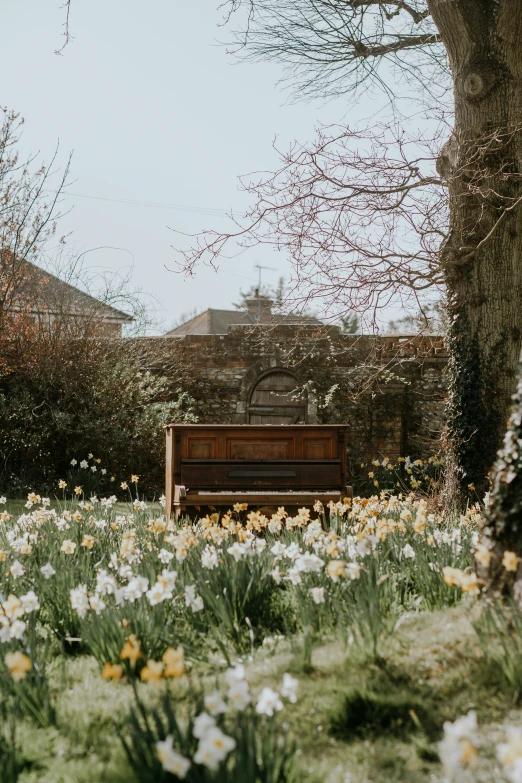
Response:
[244,293,273,323]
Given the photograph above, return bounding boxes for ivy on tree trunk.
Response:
[478,360,522,592]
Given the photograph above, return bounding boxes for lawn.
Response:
[0,493,520,782]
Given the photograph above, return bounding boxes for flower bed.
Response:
[0,488,521,781]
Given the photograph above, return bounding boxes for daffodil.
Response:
[120,635,141,667]
[326,560,346,582]
[163,646,185,678]
[156,736,191,777]
[474,544,492,568]
[140,659,164,682]
[81,535,96,550]
[503,551,519,572]
[5,651,31,682]
[101,662,123,680]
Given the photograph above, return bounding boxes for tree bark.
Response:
[478,360,522,594]
[427,0,522,504]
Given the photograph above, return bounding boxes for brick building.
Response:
[138,314,448,473]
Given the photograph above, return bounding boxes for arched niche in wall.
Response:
[247,369,307,424]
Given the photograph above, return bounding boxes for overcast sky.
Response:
[2,0,378,333]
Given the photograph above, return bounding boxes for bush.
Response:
[0,332,197,496]
[350,456,445,497]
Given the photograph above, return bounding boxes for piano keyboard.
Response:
[197,490,335,495]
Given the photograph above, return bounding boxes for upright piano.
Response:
[165,424,351,518]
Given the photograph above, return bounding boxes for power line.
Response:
[46,188,271,286]
[49,189,235,218]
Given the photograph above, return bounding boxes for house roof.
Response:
[165,301,323,336]
[13,261,133,323]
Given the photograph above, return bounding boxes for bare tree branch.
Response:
[219,0,448,100]
[55,0,73,56]
[172,122,448,329]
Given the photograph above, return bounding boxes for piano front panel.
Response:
[171,425,345,484]
[180,460,342,489]
[186,436,219,460]
[302,437,333,460]
[226,438,295,461]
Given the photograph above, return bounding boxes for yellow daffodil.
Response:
[120,635,141,667]
[140,659,164,682]
[326,540,339,557]
[148,518,167,534]
[442,566,461,586]
[327,560,346,581]
[474,544,492,568]
[460,737,478,767]
[503,551,519,572]
[413,516,427,534]
[81,535,96,550]
[163,646,185,678]
[5,651,31,682]
[58,480,67,489]
[101,662,123,680]
[459,573,481,595]
[443,567,481,595]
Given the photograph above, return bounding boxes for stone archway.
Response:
[234,361,318,424]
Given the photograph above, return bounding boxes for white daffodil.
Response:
[256,687,283,716]
[310,586,325,604]
[204,691,228,716]
[40,563,56,579]
[20,591,40,614]
[10,560,25,578]
[156,735,191,778]
[281,673,299,703]
[193,712,216,739]
[194,727,236,771]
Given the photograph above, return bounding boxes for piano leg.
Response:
[173,485,186,521]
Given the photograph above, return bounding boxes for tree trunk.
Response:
[479,361,522,594]
[428,0,522,504]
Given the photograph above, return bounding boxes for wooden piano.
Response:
[165,424,352,518]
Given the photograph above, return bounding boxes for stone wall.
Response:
[133,325,448,473]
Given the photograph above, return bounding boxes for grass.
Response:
[5,497,163,518]
[4,604,519,783]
